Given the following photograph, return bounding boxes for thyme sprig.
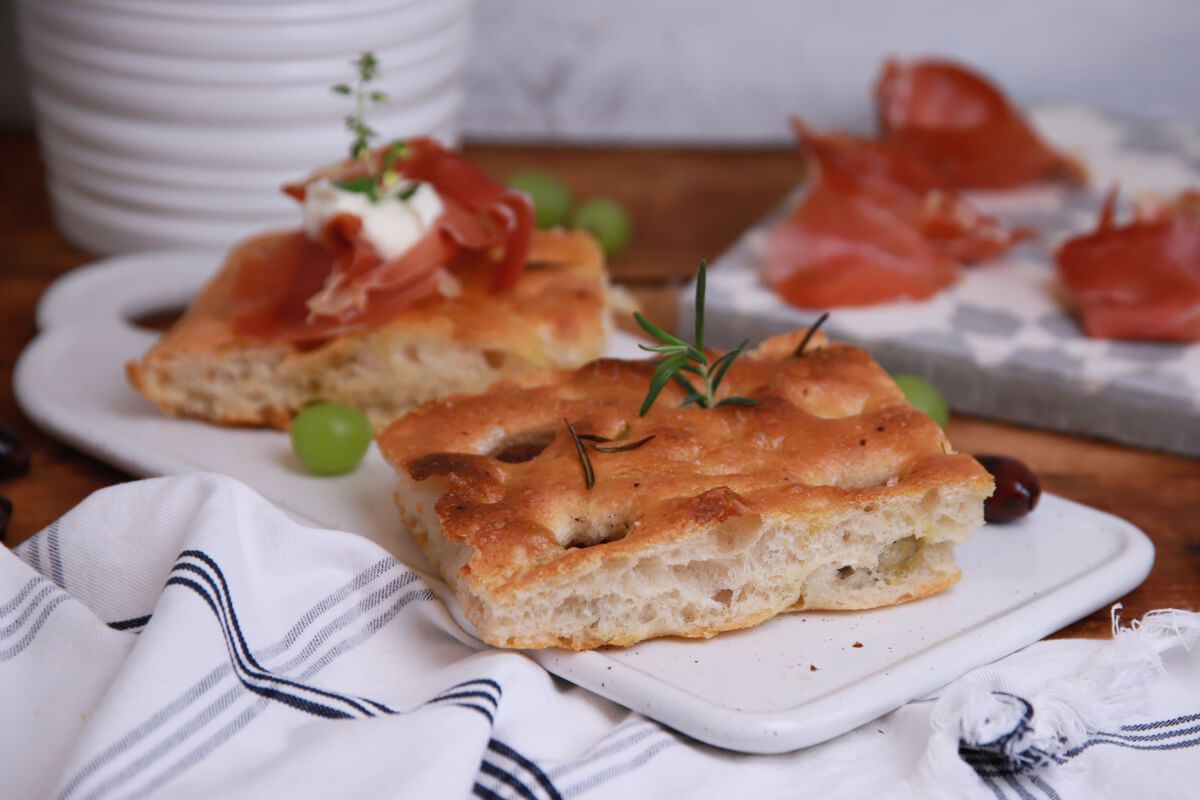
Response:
[331,53,411,203]
[333,52,385,169]
[634,260,756,416]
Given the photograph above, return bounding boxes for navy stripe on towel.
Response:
[166,551,401,720]
[107,615,151,632]
[487,739,563,800]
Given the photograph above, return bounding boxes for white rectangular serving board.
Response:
[15,252,1154,754]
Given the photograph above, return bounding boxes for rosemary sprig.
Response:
[565,427,656,490]
[634,260,756,415]
[793,311,830,357]
[564,418,595,490]
[583,434,657,453]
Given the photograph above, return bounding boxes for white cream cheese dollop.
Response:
[302,178,443,260]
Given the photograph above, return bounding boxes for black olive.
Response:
[0,424,31,479]
[975,454,1041,523]
[0,495,11,543]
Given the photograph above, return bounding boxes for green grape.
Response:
[572,197,632,258]
[507,169,571,228]
[290,403,373,476]
[892,374,950,427]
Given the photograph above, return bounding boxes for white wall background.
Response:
[3,1,1198,142]
[462,0,1200,143]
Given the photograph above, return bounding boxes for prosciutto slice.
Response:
[1056,189,1200,341]
[765,120,1028,308]
[765,171,959,308]
[876,58,1086,189]
[233,138,532,342]
[793,120,1027,263]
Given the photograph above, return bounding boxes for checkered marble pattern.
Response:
[684,108,1200,457]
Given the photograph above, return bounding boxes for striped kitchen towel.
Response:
[1,473,1196,800]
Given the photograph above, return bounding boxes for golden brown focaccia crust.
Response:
[127,229,611,428]
[380,330,994,650]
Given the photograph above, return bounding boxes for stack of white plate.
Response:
[15,0,471,255]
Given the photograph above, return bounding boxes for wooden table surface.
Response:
[1,131,1197,638]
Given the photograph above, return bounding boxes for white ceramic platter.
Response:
[15,252,1155,754]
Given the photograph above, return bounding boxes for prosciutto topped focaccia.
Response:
[128,139,612,428]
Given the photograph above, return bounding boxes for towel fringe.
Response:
[912,606,1200,796]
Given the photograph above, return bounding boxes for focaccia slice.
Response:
[127,230,610,428]
[379,330,993,650]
